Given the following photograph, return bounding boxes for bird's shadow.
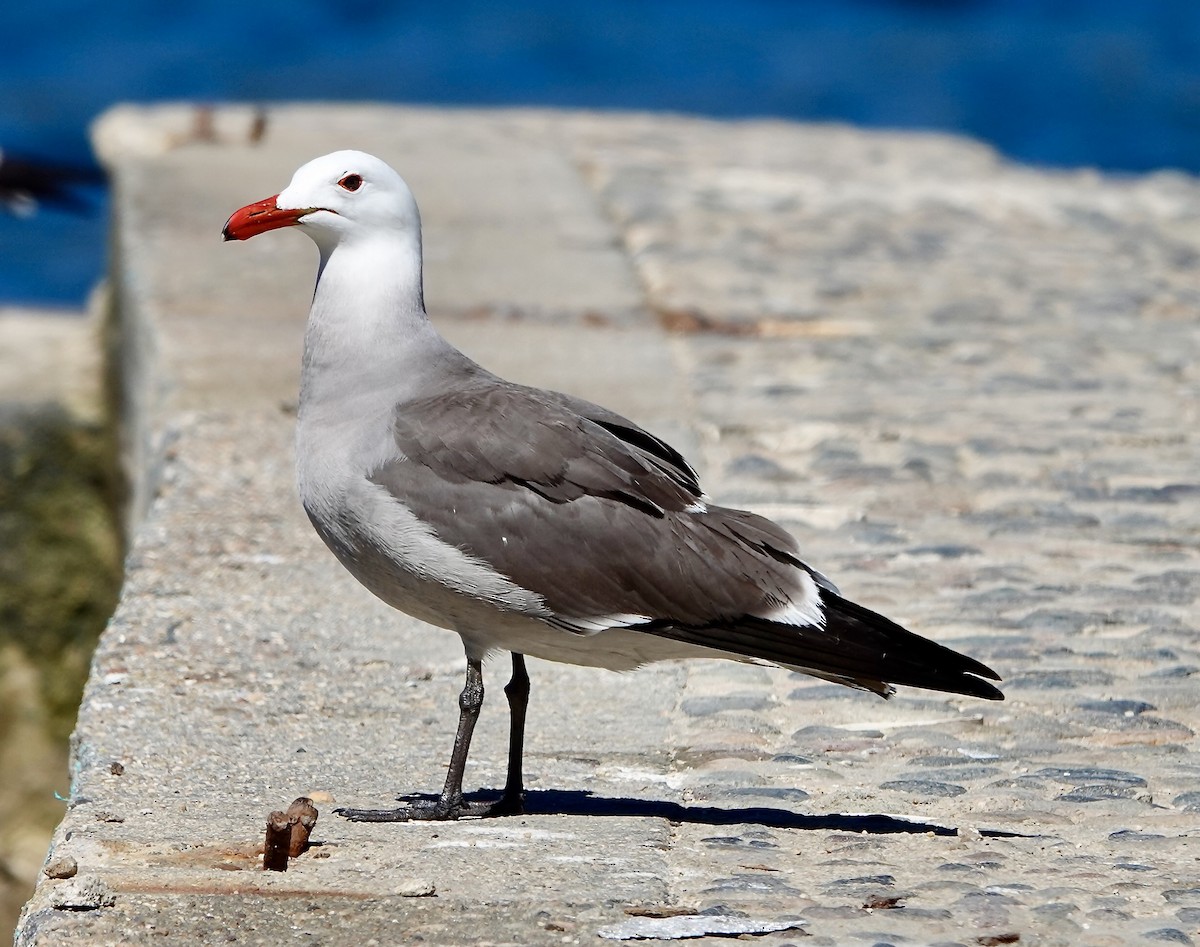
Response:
[397,788,1027,838]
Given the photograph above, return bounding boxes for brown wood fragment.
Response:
[263,810,293,872]
[286,797,319,857]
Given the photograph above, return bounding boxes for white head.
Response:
[222,150,420,253]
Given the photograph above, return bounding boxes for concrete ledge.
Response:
[17,104,1200,945]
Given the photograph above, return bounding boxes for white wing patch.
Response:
[757,569,825,628]
[554,612,655,635]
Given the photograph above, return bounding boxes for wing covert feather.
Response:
[371,382,812,627]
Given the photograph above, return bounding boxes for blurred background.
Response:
[3,0,1200,306]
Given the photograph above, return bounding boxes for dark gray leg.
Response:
[337,654,528,822]
[491,652,529,815]
[434,656,486,812]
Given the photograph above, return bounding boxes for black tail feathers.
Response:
[636,589,1004,701]
[818,590,1003,700]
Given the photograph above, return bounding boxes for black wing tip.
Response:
[928,645,1006,701]
[850,663,1005,702]
[955,674,1005,702]
[818,588,1005,701]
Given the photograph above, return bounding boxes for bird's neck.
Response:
[311,228,426,330]
[299,232,464,415]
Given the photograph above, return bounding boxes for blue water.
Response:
[3,0,1200,306]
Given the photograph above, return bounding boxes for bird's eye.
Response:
[338,174,363,192]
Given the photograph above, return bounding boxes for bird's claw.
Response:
[335,791,524,822]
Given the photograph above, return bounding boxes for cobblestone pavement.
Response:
[571,115,1200,945]
[16,106,1200,946]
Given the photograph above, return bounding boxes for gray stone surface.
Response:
[17,103,1200,945]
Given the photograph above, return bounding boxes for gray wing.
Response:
[369,381,816,629]
[370,381,1004,702]
[536,388,703,499]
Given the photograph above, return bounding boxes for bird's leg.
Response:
[434,655,486,812]
[488,652,529,815]
[337,656,525,822]
[337,658,485,821]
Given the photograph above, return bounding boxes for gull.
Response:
[223,150,1003,822]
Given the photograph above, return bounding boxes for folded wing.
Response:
[371,381,1003,701]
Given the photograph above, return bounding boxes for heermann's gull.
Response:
[223,150,1003,822]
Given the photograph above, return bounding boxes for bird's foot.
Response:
[335,790,524,822]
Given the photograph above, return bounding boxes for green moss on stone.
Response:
[0,406,122,740]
